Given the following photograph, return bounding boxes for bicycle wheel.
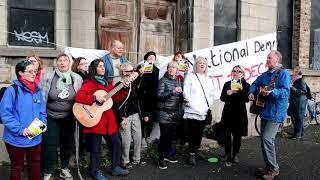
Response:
[255,114,261,135]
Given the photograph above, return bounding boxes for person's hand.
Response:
[260,88,271,96]
[121,118,128,129]
[123,80,130,87]
[144,117,149,122]
[23,128,34,137]
[248,93,255,101]
[139,66,144,75]
[175,87,183,93]
[227,90,234,96]
[95,95,105,104]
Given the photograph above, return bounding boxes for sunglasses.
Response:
[232,70,243,73]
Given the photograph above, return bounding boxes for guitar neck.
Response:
[104,83,125,100]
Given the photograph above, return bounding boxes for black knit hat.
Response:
[144,51,157,60]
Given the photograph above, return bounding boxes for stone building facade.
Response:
[0,0,320,160]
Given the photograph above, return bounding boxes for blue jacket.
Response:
[0,80,47,147]
[248,69,290,123]
[101,53,128,77]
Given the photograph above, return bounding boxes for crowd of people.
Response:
[0,39,309,180]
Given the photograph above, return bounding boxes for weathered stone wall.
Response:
[240,0,277,40]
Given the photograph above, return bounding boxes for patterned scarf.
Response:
[55,69,72,91]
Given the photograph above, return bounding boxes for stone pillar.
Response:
[70,0,95,48]
[192,0,214,50]
[292,0,311,68]
[0,0,7,46]
[55,0,71,51]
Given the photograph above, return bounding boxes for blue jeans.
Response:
[292,117,304,137]
[260,119,280,171]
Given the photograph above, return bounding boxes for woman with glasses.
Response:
[0,60,47,180]
[40,53,83,180]
[71,57,89,80]
[220,65,250,167]
[27,54,44,85]
[116,63,146,169]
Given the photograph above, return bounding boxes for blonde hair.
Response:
[193,56,208,75]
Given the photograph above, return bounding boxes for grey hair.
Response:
[269,50,282,63]
[193,56,208,76]
[119,63,134,76]
[167,61,179,70]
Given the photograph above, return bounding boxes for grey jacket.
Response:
[40,70,83,103]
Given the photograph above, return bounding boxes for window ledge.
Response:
[0,46,61,58]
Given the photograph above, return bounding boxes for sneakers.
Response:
[262,169,279,180]
[232,155,240,163]
[112,166,130,176]
[132,160,147,166]
[158,160,167,170]
[225,161,232,167]
[141,138,148,148]
[122,162,133,169]
[43,173,52,180]
[188,153,196,166]
[164,156,178,163]
[60,168,73,180]
[93,170,108,180]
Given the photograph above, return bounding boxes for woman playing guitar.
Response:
[74,59,130,180]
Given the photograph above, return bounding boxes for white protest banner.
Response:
[65,32,277,99]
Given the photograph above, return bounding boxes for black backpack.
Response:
[0,84,18,123]
[306,83,312,100]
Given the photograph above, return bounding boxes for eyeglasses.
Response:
[232,70,243,73]
[124,70,134,73]
[24,70,38,74]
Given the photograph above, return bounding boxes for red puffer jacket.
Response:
[75,79,127,135]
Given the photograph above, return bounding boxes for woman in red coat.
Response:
[75,59,129,180]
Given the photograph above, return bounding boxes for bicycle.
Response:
[305,93,320,126]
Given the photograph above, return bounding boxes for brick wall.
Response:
[292,0,312,68]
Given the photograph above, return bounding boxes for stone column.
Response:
[70,0,95,48]
[55,0,71,51]
[192,0,214,50]
[292,0,311,68]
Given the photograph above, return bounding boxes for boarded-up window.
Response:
[8,0,55,47]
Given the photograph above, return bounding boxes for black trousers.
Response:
[224,128,242,159]
[158,123,177,161]
[41,117,74,174]
[186,119,206,153]
[86,133,122,175]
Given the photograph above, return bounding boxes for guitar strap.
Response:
[269,68,283,88]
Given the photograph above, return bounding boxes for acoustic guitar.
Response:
[73,72,138,127]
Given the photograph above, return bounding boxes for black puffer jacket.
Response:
[157,73,183,112]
